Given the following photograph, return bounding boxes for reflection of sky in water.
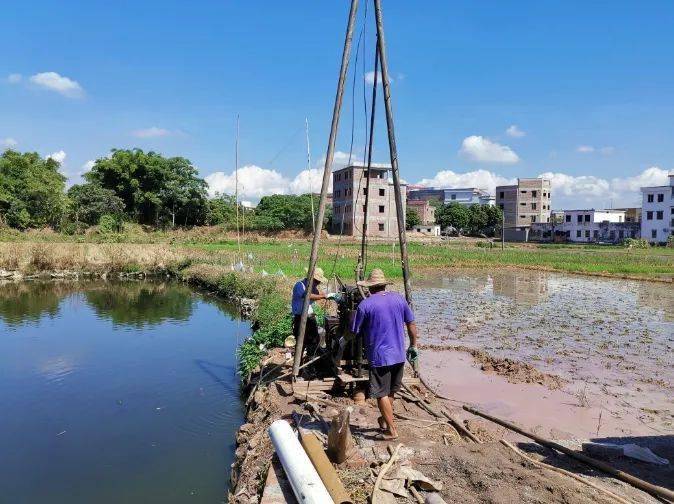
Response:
[0,281,247,504]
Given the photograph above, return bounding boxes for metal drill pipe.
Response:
[292,0,360,377]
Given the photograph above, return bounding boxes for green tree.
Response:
[0,150,66,229]
[435,203,470,232]
[253,194,320,231]
[85,149,207,226]
[206,194,237,226]
[406,208,421,229]
[67,183,125,226]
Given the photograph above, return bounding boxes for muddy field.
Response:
[413,269,674,438]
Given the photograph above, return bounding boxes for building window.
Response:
[379,188,385,196]
[657,193,664,202]
[565,215,571,223]
[577,215,583,223]
[378,223,385,231]
[532,190,537,198]
[652,229,657,239]
[576,230,581,238]
[499,191,504,199]
[585,230,590,238]
[657,210,663,220]
[593,230,598,238]
[584,215,590,222]
[671,208,674,214]
[531,215,536,223]
[531,203,537,210]
[520,202,526,206]
[379,205,385,213]
[521,190,527,194]
[646,211,653,220]
[334,190,340,198]
[647,194,654,203]
[451,194,456,200]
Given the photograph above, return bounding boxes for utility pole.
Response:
[501,211,505,250]
[235,114,241,261]
[293,0,360,378]
[305,117,316,231]
[374,0,412,305]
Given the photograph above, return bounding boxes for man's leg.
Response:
[377,396,398,438]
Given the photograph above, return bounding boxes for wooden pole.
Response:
[235,114,241,261]
[359,42,380,279]
[293,0,360,377]
[305,117,316,231]
[464,405,674,502]
[373,0,412,305]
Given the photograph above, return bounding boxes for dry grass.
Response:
[0,242,182,273]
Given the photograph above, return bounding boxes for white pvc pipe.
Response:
[268,420,334,504]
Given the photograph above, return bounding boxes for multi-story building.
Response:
[560,209,639,242]
[496,178,552,241]
[331,163,406,237]
[408,187,494,206]
[641,174,674,244]
[406,199,435,225]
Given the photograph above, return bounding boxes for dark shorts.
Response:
[292,315,318,344]
[369,362,404,399]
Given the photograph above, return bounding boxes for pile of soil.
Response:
[422,343,566,389]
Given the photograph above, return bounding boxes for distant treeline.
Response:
[0,148,326,233]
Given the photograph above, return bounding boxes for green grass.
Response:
[186,240,674,280]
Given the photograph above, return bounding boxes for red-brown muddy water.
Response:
[413,269,673,440]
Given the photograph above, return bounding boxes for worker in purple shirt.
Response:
[351,268,419,440]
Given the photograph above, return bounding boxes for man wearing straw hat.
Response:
[290,267,333,348]
[352,268,419,440]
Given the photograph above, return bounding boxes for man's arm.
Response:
[406,321,418,347]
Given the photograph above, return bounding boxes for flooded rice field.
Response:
[414,269,674,439]
[0,281,248,504]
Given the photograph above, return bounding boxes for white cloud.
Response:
[46,150,67,164]
[6,73,22,84]
[609,166,669,193]
[417,169,516,194]
[365,71,391,85]
[577,145,614,155]
[459,135,520,164]
[538,171,610,198]
[289,168,331,194]
[131,126,173,138]
[205,165,290,199]
[506,125,526,138]
[1,137,18,148]
[29,72,84,98]
[80,160,95,174]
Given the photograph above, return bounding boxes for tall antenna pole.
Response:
[373,0,412,305]
[305,117,316,231]
[293,0,360,377]
[360,42,380,279]
[235,114,241,260]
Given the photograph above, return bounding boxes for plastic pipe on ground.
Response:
[268,420,335,504]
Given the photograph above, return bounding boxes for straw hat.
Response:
[311,267,328,284]
[357,268,391,288]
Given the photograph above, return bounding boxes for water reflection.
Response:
[0,280,247,504]
[84,282,194,327]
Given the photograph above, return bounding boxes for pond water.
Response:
[414,269,674,438]
[0,281,249,504]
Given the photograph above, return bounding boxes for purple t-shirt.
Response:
[351,291,414,368]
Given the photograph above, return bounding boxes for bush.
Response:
[623,238,649,249]
[667,235,674,248]
[98,214,123,233]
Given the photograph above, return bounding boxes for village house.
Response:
[641,174,674,244]
[331,163,406,237]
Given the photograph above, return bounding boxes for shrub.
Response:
[98,214,123,233]
[623,238,649,249]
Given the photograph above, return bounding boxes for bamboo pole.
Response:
[373,0,412,305]
[464,405,674,502]
[293,0,360,377]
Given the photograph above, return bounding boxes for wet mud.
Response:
[413,269,674,439]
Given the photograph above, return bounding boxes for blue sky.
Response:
[2,0,673,209]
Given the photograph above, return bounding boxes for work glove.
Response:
[406,346,419,365]
[326,292,342,302]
